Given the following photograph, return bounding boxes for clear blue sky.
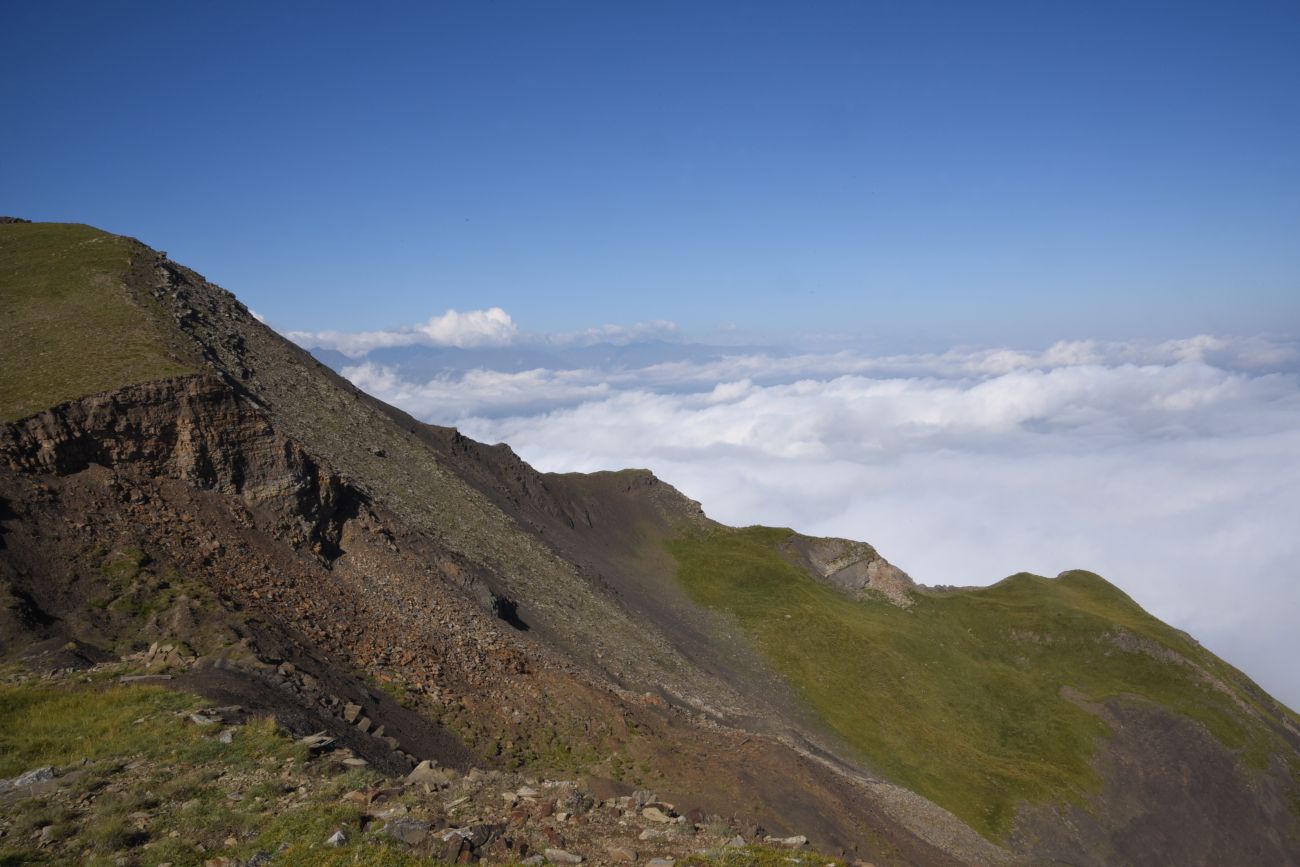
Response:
[4,1,1298,345]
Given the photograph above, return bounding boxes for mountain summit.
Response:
[2,221,1298,865]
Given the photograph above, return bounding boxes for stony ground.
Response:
[0,659,853,867]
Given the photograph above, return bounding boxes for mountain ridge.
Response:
[2,220,1298,865]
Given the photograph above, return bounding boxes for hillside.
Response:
[0,221,198,422]
[1,220,1298,866]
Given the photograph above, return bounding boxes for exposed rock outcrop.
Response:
[1,375,361,562]
[782,534,917,606]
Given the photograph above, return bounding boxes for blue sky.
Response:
[4,0,1298,345]
[5,1,1300,706]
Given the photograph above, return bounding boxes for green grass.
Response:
[0,681,331,865]
[667,526,1297,840]
[0,681,467,866]
[0,222,197,422]
[684,845,842,867]
[0,683,207,776]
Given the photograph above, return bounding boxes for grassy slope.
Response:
[0,680,842,867]
[0,681,428,867]
[0,222,196,422]
[668,526,1299,840]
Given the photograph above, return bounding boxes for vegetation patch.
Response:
[0,677,823,867]
[667,525,1296,839]
[0,222,197,422]
[0,681,319,865]
[684,846,841,867]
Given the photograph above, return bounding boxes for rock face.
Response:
[1,375,362,562]
[782,534,917,606]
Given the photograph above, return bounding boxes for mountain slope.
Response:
[0,221,198,421]
[2,220,1298,865]
[670,527,1300,848]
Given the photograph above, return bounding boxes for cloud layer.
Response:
[326,330,1300,709]
[288,307,520,356]
[287,307,681,357]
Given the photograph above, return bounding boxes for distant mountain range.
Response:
[308,340,787,378]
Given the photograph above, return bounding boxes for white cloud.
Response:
[416,307,518,347]
[338,333,1300,709]
[285,307,686,356]
[342,362,615,418]
[287,307,519,356]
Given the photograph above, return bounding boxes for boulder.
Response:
[406,760,454,788]
[297,732,336,752]
[641,806,673,823]
[384,818,431,846]
[1,766,55,789]
[764,834,808,848]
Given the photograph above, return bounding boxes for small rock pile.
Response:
[315,759,820,866]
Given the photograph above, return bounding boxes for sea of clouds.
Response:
[292,315,1300,709]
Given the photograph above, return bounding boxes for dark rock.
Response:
[467,823,504,848]
[441,835,472,863]
[384,818,431,846]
